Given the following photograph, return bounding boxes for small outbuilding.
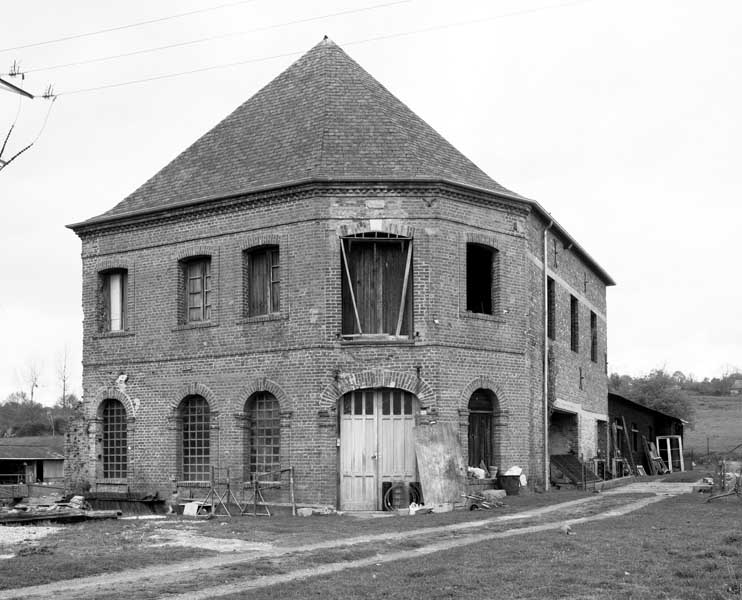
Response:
[607,393,684,474]
[0,436,65,485]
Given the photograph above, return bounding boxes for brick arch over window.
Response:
[459,377,508,416]
[168,382,218,414]
[237,378,290,413]
[337,221,414,239]
[319,369,435,411]
[93,386,136,419]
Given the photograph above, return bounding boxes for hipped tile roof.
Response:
[91,37,516,222]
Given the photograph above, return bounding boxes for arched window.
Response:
[179,395,210,481]
[246,392,280,478]
[102,399,127,479]
[468,389,495,467]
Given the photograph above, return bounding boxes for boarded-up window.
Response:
[100,270,127,332]
[247,392,281,478]
[466,244,495,315]
[102,399,127,479]
[468,389,495,467]
[184,258,211,323]
[179,396,210,481]
[341,233,413,337]
[246,246,279,316]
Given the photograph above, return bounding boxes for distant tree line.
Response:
[609,368,695,426]
[0,391,80,437]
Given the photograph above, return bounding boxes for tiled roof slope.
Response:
[0,436,65,460]
[94,38,516,221]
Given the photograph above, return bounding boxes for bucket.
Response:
[498,475,521,495]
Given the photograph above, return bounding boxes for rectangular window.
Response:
[590,311,598,362]
[247,246,280,316]
[101,270,127,332]
[466,243,495,315]
[185,258,211,323]
[570,295,579,352]
[547,277,555,340]
[341,233,413,338]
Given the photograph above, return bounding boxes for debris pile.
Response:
[0,494,121,525]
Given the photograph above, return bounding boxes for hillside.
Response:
[683,394,742,457]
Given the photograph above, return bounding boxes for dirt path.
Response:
[0,483,695,600]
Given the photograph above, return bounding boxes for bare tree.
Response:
[57,347,70,410]
[19,359,42,403]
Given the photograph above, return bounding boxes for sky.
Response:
[1,0,740,406]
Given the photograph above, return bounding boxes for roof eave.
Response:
[67,177,615,286]
[528,200,616,287]
[67,177,521,232]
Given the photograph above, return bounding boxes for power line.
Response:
[16,1,410,75]
[0,0,261,54]
[58,0,597,96]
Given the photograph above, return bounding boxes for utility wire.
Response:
[15,1,410,75]
[58,0,596,96]
[0,0,261,53]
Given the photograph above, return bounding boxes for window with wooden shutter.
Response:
[246,246,279,316]
[99,269,127,332]
[184,258,211,323]
[340,233,413,338]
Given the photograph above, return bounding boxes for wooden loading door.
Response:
[339,389,418,510]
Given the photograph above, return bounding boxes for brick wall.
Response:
[71,183,610,503]
[526,214,610,464]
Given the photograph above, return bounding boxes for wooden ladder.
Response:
[619,416,638,476]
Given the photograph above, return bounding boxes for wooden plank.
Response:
[395,241,412,336]
[620,416,637,475]
[340,239,363,335]
[641,436,657,475]
[413,421,467,507]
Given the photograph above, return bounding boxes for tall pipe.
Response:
[543,220,553,491]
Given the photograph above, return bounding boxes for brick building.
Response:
[67,38,614,510]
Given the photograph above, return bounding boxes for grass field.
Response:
[684,395,742,458]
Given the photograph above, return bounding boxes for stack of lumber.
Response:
[0,495,121,525]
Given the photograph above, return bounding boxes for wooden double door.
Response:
[339,388,418,510]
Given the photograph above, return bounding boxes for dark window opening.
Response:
[179,395,210,481]
[247,392,280,479]
[547,277,555,340]
[570,295,579,352]
[102,399,127,479]
[466,243,495,315]
[631,423,639,453]
[99,269,127,332]
[590,311,598,362]
[182,257,211,323]
[341,233,413,337]
[245,246,279,317]
[468,389,495,467]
